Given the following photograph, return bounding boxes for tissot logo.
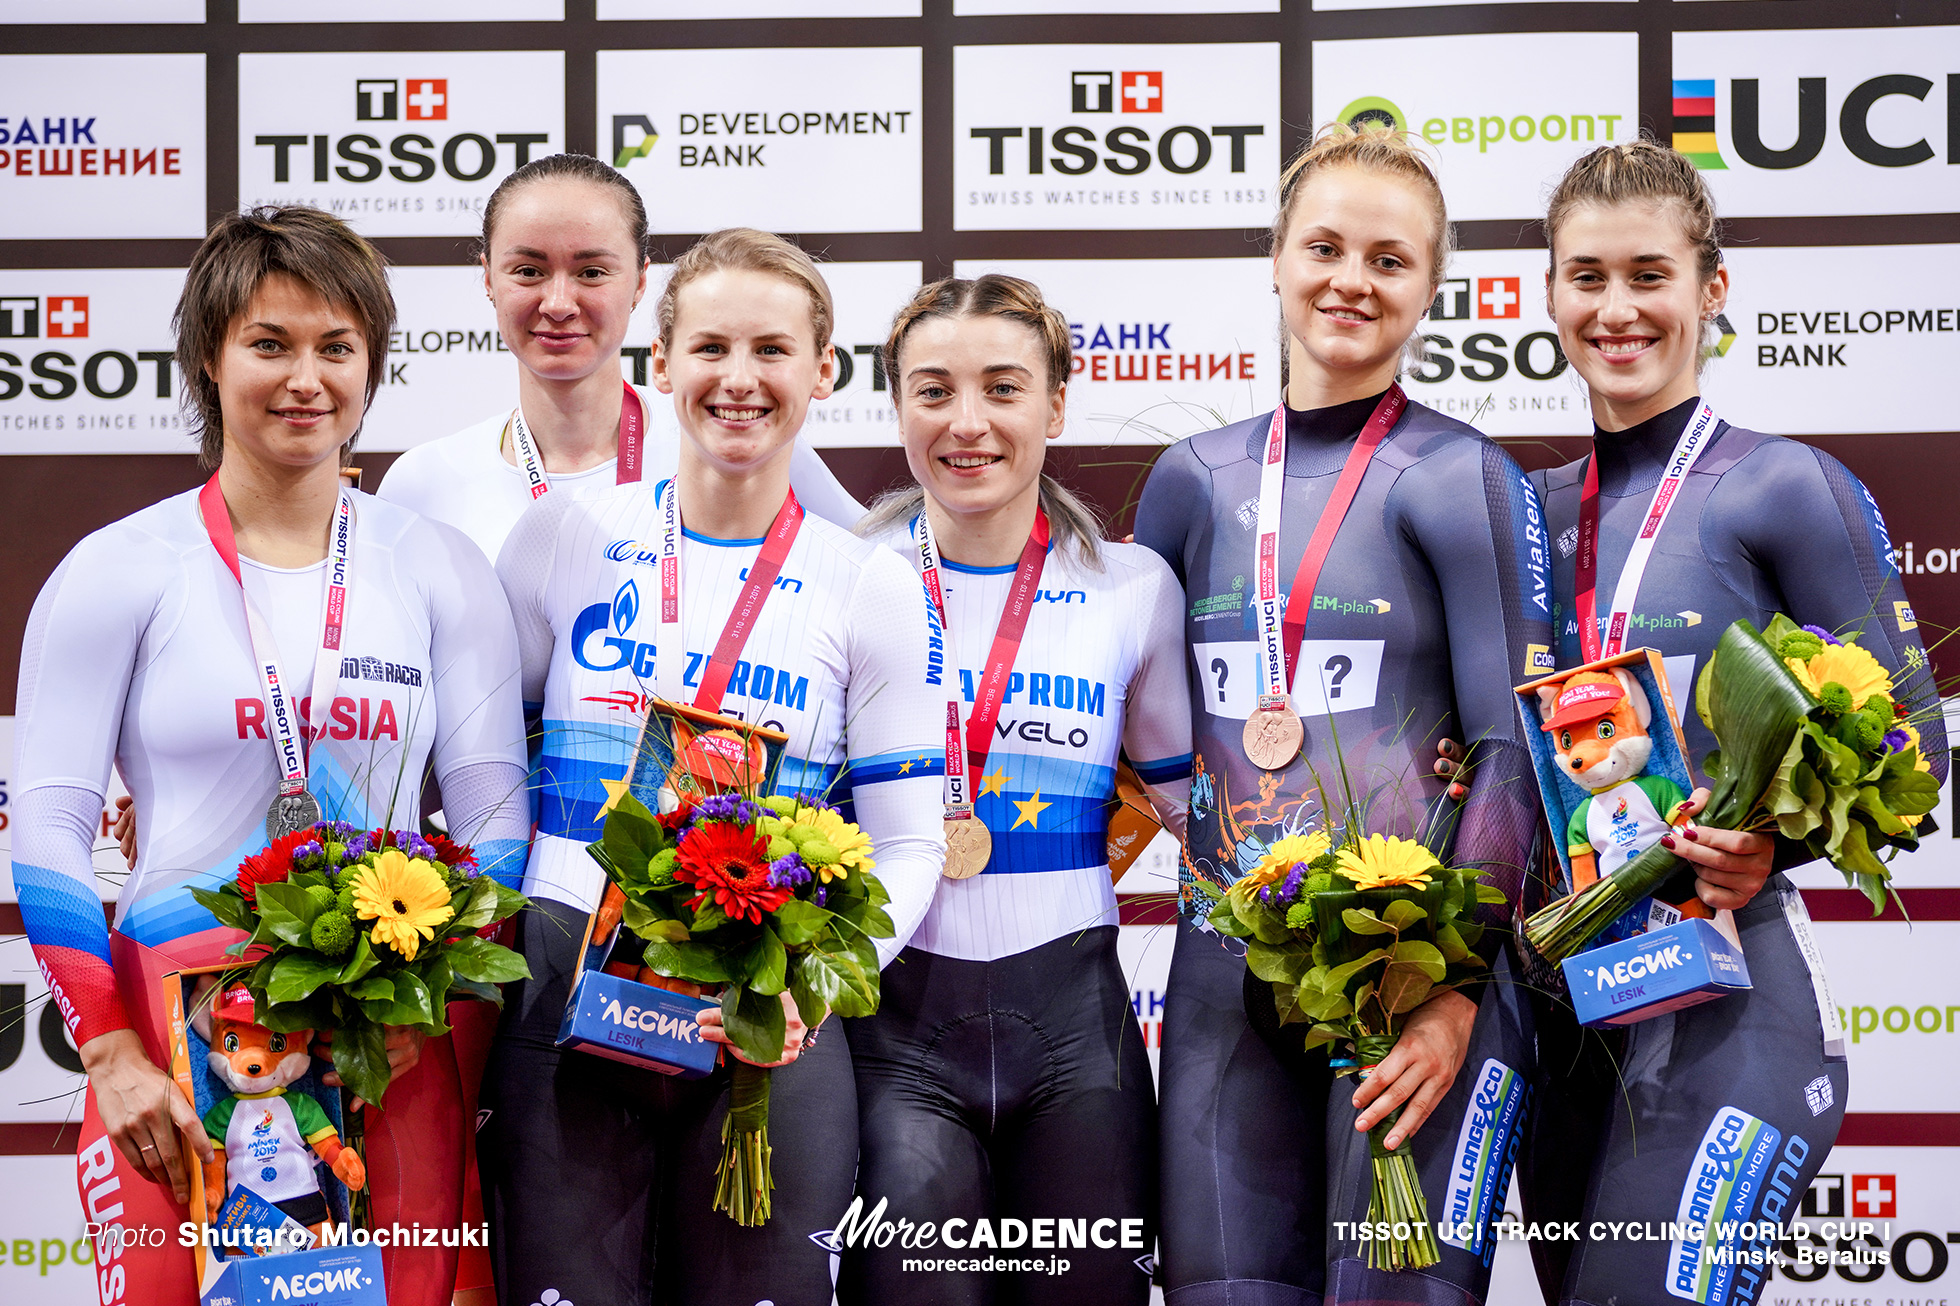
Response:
[955,44,1277,232]
[0,290,176,406]
[356,78,449,122]
[1417,274,1565,382]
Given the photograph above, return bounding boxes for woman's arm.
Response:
[842,546,949,968]
[1120,547,1195,840]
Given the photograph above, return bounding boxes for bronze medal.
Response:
[1242,707,1304,772]
[942,812,993,880]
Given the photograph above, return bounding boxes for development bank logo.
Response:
[1671,80,1726,170]
[612,115,659,167]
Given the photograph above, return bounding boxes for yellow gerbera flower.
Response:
[793,806,875,883]
[349,849,453,960]
[1786,642,1892,711]
[1897,723,1932,826]
[1334,834,1439,889]
[1243,831,1333,888]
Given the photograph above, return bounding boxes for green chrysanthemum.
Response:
[310,910,356,957]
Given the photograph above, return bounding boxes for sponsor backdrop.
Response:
[0,3,1953,1305]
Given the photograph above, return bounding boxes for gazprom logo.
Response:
[613,579,640,635]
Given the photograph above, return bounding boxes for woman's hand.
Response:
[697,991,827,1069]
[1349,988,1478,1149]
[112,795,137,871]
[1663,788,1773,911]
[1432,738,1468,801]
[79,1028,214,1204]
[313,1026,428,1108]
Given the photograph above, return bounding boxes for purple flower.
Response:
[768,855,812,889]
[293,840,324,862]
[404,833,438,861]
[343,834,370,859]
[1883,727,1913,753]
[696,794,761,825]
[327,821,360,839]
[1280,862,1307,905]
[1802,624,1842,646]
[815,886,829,908]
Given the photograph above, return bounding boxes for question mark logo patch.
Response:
[1323,655,1353,699]
[1210,657,1230,702]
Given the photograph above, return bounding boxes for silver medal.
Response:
[267,790,322,839]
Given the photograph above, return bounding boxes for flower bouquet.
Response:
[1205,829,1505,1271]
[588,785,893,1226]
[189,823,531,1107]
[1524,615,1940,961]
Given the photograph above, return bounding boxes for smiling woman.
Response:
[12,205,531,1306]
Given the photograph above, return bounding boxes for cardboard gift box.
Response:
[555,697,794,1077]
[201,1246,386,1306]
[1515,647,1748,1022]
[163,961,362,1293]
[1564,916,1753,1028]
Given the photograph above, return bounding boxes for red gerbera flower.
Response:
[658,799,699,834]
[673,823,789,925]
[429,835,477,869]
[236,828,315,906]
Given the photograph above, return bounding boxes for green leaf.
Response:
[1379,967,1435,1016]
[487,880,530,924]
[1341,908,1394,935]
[448,976,505,1005]
[773,899,833,947]
[348,975,395,1003]
[335,931,380,984]
[1381,899,1427,931]
[255,881,321,947]
[797,940,879,1019]
[644,939,741,984]
[750,928,789,996]
[1246,938,1312,986]
[189,884,256,934]
[1207,894,1254,938]
[448,878,501,934]
[1323,948,1391,992]
[720,985,786,1066]
[446,935,531,985]
[689,900,729,935]
[330,1014,392,1108]
[266,952,343,1005]
[1435,923,1471,964]
[382,969,438,1030]
[1389,939,1448,981]
[601,791,669,873]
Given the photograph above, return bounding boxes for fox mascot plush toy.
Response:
[192,979,366,1244]
[1537,667,1694,894]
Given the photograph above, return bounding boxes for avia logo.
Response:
[612,114,659,167]
[356,78,448,121]
[1676,72,1958,171]
[1072,71,1165,114]
[0,294,87,338]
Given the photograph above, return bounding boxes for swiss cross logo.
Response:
[405,79,448,121]
[47,296,88,338]
[1851,1174,1896,1219]
[1477,277,1520,319]
[1122,72,1164,113]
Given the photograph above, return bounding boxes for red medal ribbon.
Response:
[959,508,1051,789]
[689,491,805,715]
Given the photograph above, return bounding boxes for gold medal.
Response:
[942,811,993,880]
[1242,706,1304,772]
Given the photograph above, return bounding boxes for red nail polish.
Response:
[1684,828,1699,841]
[1660,834,1677,850]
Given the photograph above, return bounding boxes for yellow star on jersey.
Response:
[1010,790,1052,830]
[597,776,633,817]
[979,767,1011,798]
[898,757,916,775]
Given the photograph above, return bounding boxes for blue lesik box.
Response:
[201,1246,384,1306]
[1565,917,1751,1028]
[557,967,720,1077]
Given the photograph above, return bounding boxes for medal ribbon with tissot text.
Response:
[1574,400,1720,661]
[1252,386,1405,710]
[508,379,646,500]
[652,477,806,714]
[199,472,353,804]
[913,508,1050,818]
